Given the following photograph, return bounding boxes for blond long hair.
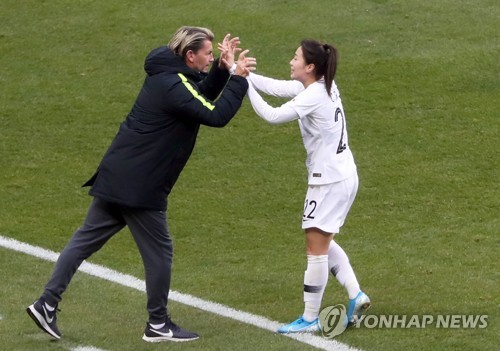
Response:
[168,26,214,58]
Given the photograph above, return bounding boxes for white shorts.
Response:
[301,174,358,234]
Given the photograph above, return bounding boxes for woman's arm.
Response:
[248,73,304,98]
[247,82,299,124]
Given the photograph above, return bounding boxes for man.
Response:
[26,26,256,343]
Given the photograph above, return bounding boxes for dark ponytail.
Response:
[300,40,338,95]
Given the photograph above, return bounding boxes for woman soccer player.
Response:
[246,39,370,333]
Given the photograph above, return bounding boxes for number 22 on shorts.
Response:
[303,199,317,221]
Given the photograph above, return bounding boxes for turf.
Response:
[0,0,498,350]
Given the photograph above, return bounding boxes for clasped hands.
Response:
[218,34,256,77]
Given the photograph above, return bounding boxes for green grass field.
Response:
[1,0,498,350]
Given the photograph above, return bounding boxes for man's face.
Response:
[186,40,214,73]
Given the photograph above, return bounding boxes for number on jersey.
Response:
[334,107,347,154]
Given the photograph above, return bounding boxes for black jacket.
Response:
[84,46,249,210]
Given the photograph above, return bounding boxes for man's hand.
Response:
[218,33,241,70]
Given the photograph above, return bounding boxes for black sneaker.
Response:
[142,318,199,342]
[26,298,61,339]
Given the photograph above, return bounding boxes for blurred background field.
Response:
[0,1,498,350]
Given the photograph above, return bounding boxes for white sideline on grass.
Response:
[0,235,362,351]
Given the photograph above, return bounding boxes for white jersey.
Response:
[247,73,357,185]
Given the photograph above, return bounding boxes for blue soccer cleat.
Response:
[346,291,371,326]
[277,316,320,334]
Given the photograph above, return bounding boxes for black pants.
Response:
[42,197,173,324]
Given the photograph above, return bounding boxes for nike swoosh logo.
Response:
[150,328,173,338]
[42,305,54,323]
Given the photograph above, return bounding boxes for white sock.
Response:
[303,255,329,322]
[328,240,360,299]
[44,302,55,312]
[150,322,165,329]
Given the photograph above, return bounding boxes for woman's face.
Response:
[289,46,311,83]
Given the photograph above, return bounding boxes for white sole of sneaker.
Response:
[142,334,199,342]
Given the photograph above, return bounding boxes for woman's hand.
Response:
[233,49,257,77]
